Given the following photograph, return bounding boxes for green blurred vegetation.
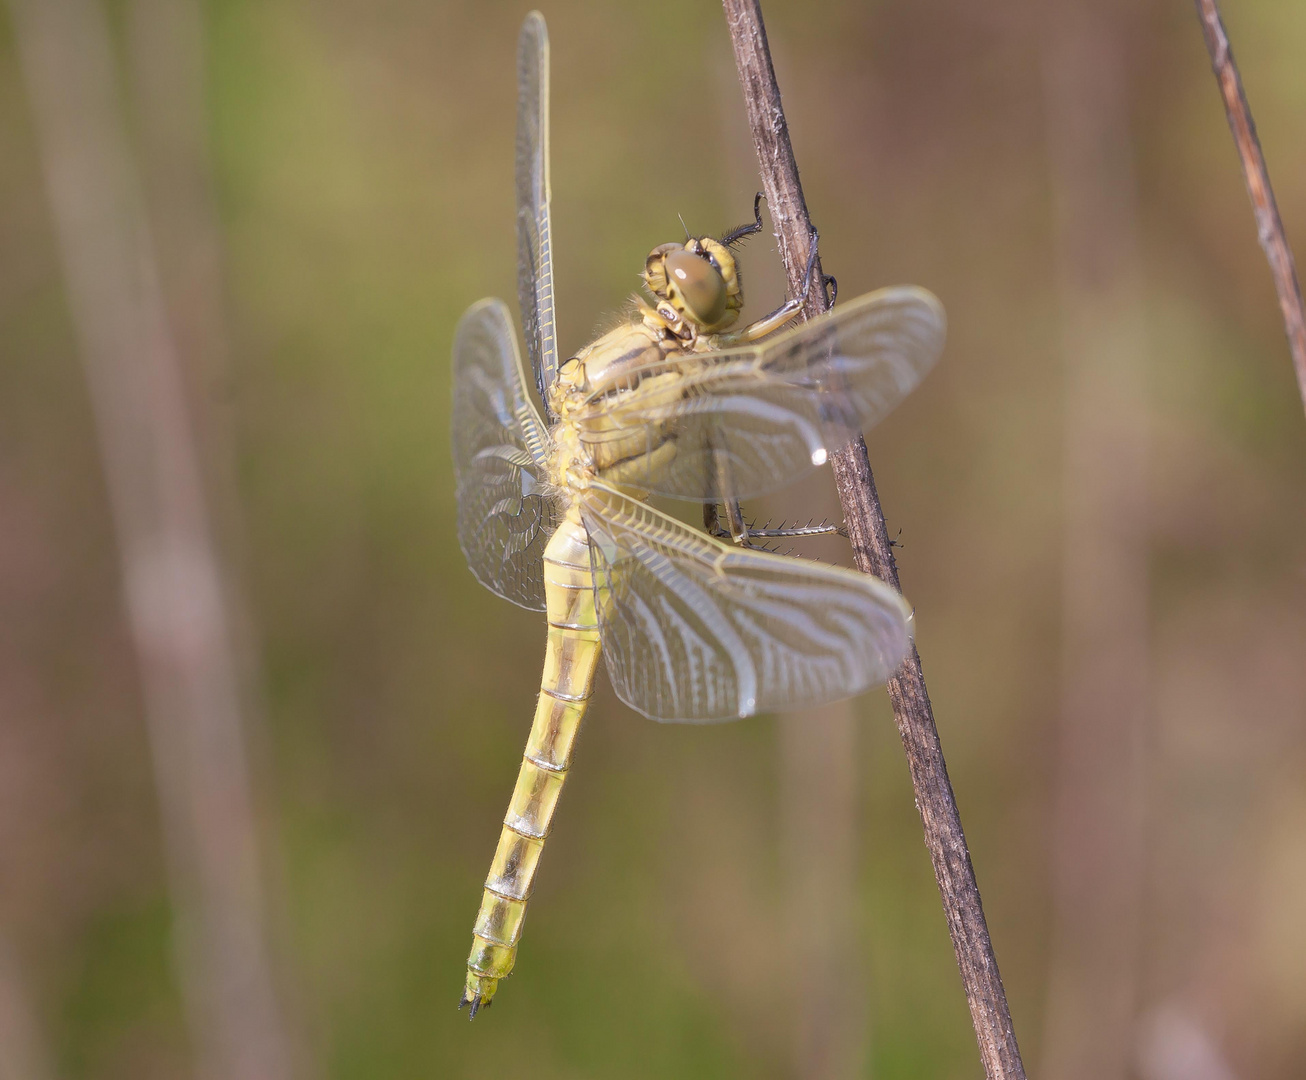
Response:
[2,0,1305,1077]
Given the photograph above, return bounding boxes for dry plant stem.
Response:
[0,939,53,1080]
[1194,0,1306,415]
[1039,6,1151,1080]
[7,1,294,1077]
[722,2,1026,1078]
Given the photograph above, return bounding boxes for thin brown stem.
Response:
[1194,0,1306,416]
[720,2,1027,1078]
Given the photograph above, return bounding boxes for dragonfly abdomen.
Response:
[462,513,600,1016]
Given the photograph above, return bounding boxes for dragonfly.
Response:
[452,11,946,1018]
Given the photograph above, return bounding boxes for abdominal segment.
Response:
[462,513,601,1014]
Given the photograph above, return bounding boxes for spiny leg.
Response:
[704,502,845,546]
[720,191,765,247]
[716,225,825,346]
[703,499,749,545]
[702,501,723,537]
[746,518,846,540]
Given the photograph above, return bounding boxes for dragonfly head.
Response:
[643,237,744,335]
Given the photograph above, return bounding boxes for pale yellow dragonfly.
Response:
[452,11,945,1017]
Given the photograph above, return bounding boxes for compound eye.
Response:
[664,248,728,326]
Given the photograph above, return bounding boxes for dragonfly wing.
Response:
[576,287,945,501]
[580,482,913,722]
[452,298,561,610]
[516,12,560,418]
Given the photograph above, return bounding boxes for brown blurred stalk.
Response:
[0,938,53,1080]
[722,2,1027,1078]
[1138,1003,1240,1080]
[6,1,295,1077]
[1194,0,1306,417]
[781,693,865,1079]
[125,0,242,496]
[1039,5,1152,1080]
[776,462,865,1080]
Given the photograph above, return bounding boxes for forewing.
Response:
[516,12,560,418]
[452,299,560,610]
[581,483,913,722]
[576,287,945,501]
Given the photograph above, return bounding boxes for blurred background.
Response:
[2,0,1304,1077]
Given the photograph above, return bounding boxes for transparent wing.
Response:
[580,483,913,722]
[452,298,561,610]
[516,12,559,419]
[574,287,945,501]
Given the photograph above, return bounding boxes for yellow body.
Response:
[463,509,599,1007]
[456,13,942,1018]
[456,285,943,1014]
[463,312,730,1008]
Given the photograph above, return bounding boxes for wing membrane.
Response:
[452,299,561,609]
[580,482,913,722]
[575,287,945,501]
[516,12,560,418]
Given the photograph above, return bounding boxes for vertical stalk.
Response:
[1039,5,1152,1079]
[6,1,295,1077]
[721,3,1027,1077]
[1194,0,1306,416]
[0,938,53,1080]
[781,698,865,1079]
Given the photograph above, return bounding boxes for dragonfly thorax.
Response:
[545,322,695,494]
[556,321,684,408]
[545,422,592,492]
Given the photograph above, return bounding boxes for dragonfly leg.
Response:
[715,227,825,345]
[823,273,838,307]
[719,192,765,246]
[723,498,750,544]
[702,502,727,538]
[705,499,753,545]
[746,519,847,540]
[706,504,846,545]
